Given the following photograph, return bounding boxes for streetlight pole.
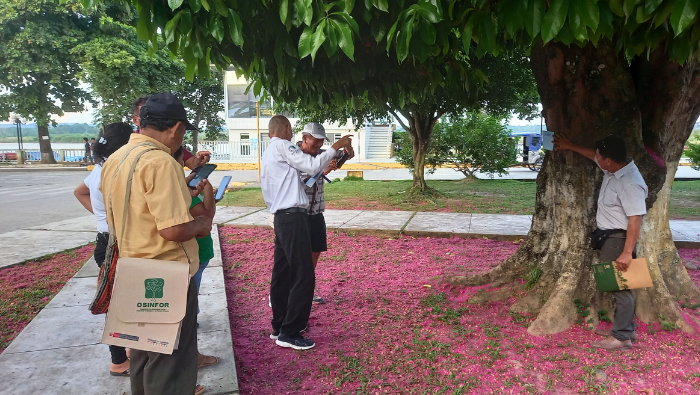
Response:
[256,100,261,183]
[13,117,23,150]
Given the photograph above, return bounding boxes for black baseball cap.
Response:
[140,93,198,131]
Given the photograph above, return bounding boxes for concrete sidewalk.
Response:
[0,225,239,395]
[214,206,700,248]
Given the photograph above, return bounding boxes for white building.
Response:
[197,70,394,163]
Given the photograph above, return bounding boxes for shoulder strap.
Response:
[105,142,158,251]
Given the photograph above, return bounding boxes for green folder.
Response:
[592,258,653,292]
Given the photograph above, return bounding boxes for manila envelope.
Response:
[102,257,190,354]
[592,258,653,292]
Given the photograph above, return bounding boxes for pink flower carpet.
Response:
[221,227,700,394]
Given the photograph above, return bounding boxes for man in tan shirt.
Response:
[101,93,211,395]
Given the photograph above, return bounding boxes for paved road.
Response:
[0,171,90,234]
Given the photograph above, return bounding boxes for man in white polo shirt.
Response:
[261,115,352,350]
[554,134,648,351]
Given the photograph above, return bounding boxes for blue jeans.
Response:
[192,260,210,314]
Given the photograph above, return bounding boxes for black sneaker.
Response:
[275,334,315,350]
[270,330,279,340]
[312,295,325,304]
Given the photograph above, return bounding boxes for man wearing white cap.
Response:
[297,123,354,304]
[261,115,352,350]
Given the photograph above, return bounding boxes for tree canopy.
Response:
[77,14,225,144]
[0,0,94,162]
[114,0,700,100]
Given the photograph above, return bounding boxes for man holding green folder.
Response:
[554,134,648,351]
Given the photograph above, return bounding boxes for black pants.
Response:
[130,279,198,395]
[94,233,128,365]
[599,235,637,341]
[271,211,315,338]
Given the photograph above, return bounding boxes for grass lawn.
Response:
[0,245,94,353]
[219,179,700,219]
[221,227,700,394]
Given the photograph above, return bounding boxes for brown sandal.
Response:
[197,353,222,369]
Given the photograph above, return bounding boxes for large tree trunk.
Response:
[407,109,438,193]
[37,123,56,164]
[192,99,204,151]
[449,40,700,335]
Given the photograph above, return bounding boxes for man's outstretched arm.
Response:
[553,134,596,161]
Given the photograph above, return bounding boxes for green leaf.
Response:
[609,0,624,16]
[136,10,151,40]
[576,0,600,30]
[185,60,196,81]
[323,21,339,57]
[652,0,675,27]
[228,9,244,47]
[372,0,389,12]
[411,33,430,62]
[645,0,663,14]
[215,0,228,17]
[461,22,473,50]
[254,80,263,97]
[635,5,652,23]
[541,0,570,43]
[417,1,442,23]
[164,13,181,45]
[623,0,638,18]
[598,3,615,38]
[386,19,400,51]
[525,0,545,38]
[168,0,184,11]
[558,21,576,44]
[180,9,193,32]
[311,21,327,63]
[345,0,355,13]
[200,0,211,12]
[396,16,414,62]
[504,0,527,36]
[419,20,437,44]
[671,0,700,36]
[479,12,496,52]
[280,0,289,23]
[210,18,224,43]
[569,10,588,41]
[188,0,201,13]
[370,17,388,42]
[339,13,360,36]
[333,19,355,60]
[298,26,313,58]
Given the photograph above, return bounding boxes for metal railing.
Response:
[198,140,272,161]
[0,149,92,164]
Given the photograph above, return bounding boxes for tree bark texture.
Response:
[192,99,204,151]
[449,40,700,335]
[407,109,439,192]
[37,123,57,164]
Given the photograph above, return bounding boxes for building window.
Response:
[327,133,342,143]
[241,133,250,141]
[227,84,272,119]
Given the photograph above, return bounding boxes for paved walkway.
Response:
[1,208,699,394]
[212,206,700,247]
[0,225,239,395]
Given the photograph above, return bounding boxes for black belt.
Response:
[276,207,307,214]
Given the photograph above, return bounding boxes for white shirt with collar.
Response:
[261,137,337,214]
[596,159,648,230]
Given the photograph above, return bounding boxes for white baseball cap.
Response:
[302,123,329,141]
